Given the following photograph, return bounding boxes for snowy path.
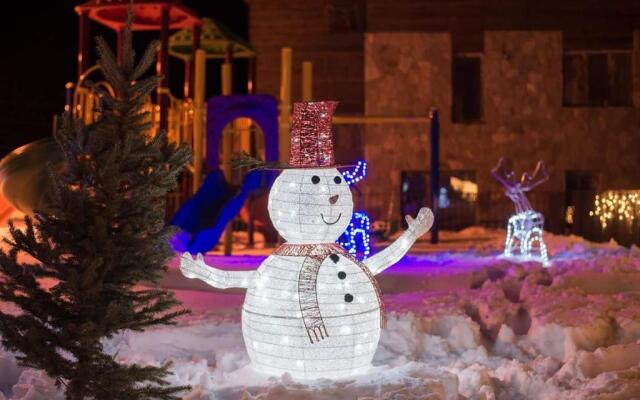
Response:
[2,228,640,399]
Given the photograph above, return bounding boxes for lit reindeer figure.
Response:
[491,158,550,265]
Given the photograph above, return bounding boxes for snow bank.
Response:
[2,229,640,399]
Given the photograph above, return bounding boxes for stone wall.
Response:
[364,33,451,221]
[364,31,640,224]
[246,0,365,113]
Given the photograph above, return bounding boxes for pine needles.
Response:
[0,11,192,400]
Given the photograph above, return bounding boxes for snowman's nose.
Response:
[329,195,339,205]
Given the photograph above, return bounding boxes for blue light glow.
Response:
[342,160,367,185]
[339,160,372,260]
[338,211,371,259]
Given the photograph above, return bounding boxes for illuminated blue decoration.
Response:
[342,160,367,185]
[492,158,550,266]
[338,160,372,259]
[338,211,372,259]
[438,187,450,209]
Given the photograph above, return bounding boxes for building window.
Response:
[400,170,477,230]
[563,51,632,107]
[452,55,482,123]
[325,0,366,33]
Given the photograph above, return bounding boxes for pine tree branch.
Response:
[0,7,193,398]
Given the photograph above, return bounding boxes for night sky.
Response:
[0,1,248,157]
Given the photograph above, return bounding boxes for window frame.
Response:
[562,48,633,108]
[451,52,484,124]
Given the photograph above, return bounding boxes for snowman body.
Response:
[179,101,434,381]
[242,253,381,379]
[240,167,382,379]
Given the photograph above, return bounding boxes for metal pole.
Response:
[157,5,170,131]
[248,57,256,94]
[222,47,234,256]
[185,22,202,99]
[430,108,439,244]
[248,197,255,248]
[192,49,206,194]
[77,9,90,78]
[117,27,124,66]
[302,61,313,101]
[279,47,292,163]
[332,115,430,124]
[64,82,74,114]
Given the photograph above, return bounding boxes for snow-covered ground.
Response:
[3,227,640,399]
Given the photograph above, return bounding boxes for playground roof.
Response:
[76,0,201,31]
[169,18,256,60]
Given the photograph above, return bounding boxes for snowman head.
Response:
[269,101,354,243]
[268,168,353,244]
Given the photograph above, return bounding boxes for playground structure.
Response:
[0,0,440,255]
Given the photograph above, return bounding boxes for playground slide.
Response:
[0,138,61,215]
[0,138,278,253]
[171,169,278,253]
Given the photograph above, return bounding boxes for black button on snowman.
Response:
[328,254,353,301]
[180,101,434,380]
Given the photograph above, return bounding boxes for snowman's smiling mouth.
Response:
[321,213,342,225]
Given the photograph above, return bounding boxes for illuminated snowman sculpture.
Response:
[180,101,433,379]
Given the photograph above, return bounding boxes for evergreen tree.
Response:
[0,16,191,400]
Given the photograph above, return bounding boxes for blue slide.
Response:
[171,169,278,253]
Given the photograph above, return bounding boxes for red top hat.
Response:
[289,101,339,168]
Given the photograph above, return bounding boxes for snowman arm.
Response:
[179,253,256,289]
[365,207,434,275]
[364,229,418,275]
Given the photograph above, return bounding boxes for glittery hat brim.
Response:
[260,163,356,171]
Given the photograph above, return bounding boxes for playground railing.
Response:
[71,65,204,152]
[70,69,204,206]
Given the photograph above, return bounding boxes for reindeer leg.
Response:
[504,220,515,257]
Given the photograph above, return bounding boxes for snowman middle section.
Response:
[241,250,383,379]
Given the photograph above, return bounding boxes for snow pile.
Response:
[3,230,640,399]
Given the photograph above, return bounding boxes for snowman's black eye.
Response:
[334,176,342,184]
[311,175,320,184]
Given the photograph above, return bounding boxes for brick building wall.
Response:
[247,0,640,228]
[364,31,640,226]
[248,0,640,107]
[247,0,365,112]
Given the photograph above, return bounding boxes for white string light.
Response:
[180,101,434,380]
[179,170,434,379]
[492,158,550,266]
[504,211,549,265]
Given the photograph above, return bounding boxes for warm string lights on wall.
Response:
[180,101,434,379]
[590,191,640,229]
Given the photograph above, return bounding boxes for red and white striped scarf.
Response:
[273,243,385,344]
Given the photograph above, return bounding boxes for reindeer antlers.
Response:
[520,160,549,191]
[491,158,549,192]
[491,157,518,188]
